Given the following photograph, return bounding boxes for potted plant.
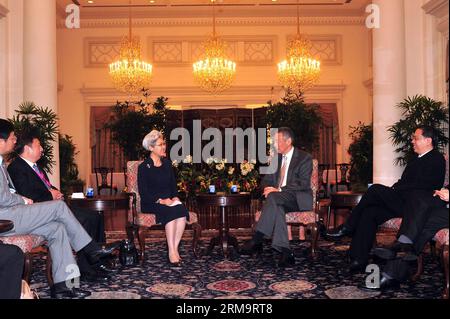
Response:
[108,89,168,161]
[8,102,59,173]
[265,89,322,153]
[388,95,449,166]
[347,122,373,192]
[59,134,85,196]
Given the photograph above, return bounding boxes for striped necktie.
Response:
[33,164,52,190]
[277,155,287,189]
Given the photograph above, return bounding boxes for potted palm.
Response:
[388,95,448,166]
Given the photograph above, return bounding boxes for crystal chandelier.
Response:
[277,0,320,93]
[109,1,152,95]
[193,1,236,94]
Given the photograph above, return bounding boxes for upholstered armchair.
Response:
[0,234,52,285]
[254,159,321,258]
[126,161,202,264]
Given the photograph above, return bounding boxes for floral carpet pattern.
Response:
[29,240,446,299]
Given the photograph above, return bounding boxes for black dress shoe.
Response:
[372,242,414,260]
[358,275,400,292]
[81,271,111,283]
[86,247,116,264]
[50,284,91,299]
[348,260,367,274]
[325,225,352,240]
[104,241,121,253]
[239,239,263,256]
[277,252,295,268]
[96,263,115,273]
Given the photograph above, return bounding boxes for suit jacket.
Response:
[0,162,25,214]
[7,157,55,203]
[392,149,446,192]
[261,148,313,211]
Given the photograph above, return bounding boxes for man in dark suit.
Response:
[0,118,120,298]
[362,187,449,291]
[7,130,115,283]
[240,127,313,267]
[0,242,24,299]
[326,126,446,273]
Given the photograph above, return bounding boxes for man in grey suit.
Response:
[0,119,112,298]
[241,127,313,267]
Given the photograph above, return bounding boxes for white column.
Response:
[0,2,8,119]
[372,0,406,186]
[404,0,426,96]
[4,0,24,119]
[23,0,60,187]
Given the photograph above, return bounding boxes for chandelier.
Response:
[193,1,236,94]
[109,1,152,95]
[277,0,320,93]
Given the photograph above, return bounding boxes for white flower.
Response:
[213,157,220,164]
[216,163,225,171]
[183,155,193,164]
[206,157,214,165]
[228,167,235,175]
[172,160,179,168]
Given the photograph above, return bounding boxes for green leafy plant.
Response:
[388,95,449,166]
[9,102,59,173]
[59,134,85,196]
[348,122,373,191]
[107,89,168,161]
[265,89,322,153]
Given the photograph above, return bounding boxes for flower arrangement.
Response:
[172,156,260,196]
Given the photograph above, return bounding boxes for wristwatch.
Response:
[156,198,162,204]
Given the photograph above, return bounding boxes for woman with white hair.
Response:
[138,130,189,266]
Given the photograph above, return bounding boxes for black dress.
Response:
[138,157,189,226]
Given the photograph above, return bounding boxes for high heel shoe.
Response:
[167,255,182,267]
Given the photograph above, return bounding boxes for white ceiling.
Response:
[58,0,371,19]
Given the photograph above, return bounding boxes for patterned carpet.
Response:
[29,239,446,299]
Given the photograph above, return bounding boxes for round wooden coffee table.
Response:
[0,220,14,234]
[327,191,364,229]
[196,193,251,259]
[68,194,130,233]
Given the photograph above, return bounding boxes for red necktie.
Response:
[33,164,52,190]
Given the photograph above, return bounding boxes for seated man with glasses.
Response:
[325,126,446,274]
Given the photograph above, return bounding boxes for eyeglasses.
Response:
[154,142,167,147]
[411,135,425,141]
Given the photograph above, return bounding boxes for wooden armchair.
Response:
[0,234,53,285]
[126,161,202,264]
[254,159,321,258]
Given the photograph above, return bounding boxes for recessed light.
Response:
[87,0,94,4]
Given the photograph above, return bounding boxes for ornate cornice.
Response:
[0,4,9,19]
[422,0,449,18]
[58,16,365,29]
[79,84,346,107]
[423,0,449,36]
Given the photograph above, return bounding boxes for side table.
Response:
[196,193,251,259]
[327,191,364,230]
